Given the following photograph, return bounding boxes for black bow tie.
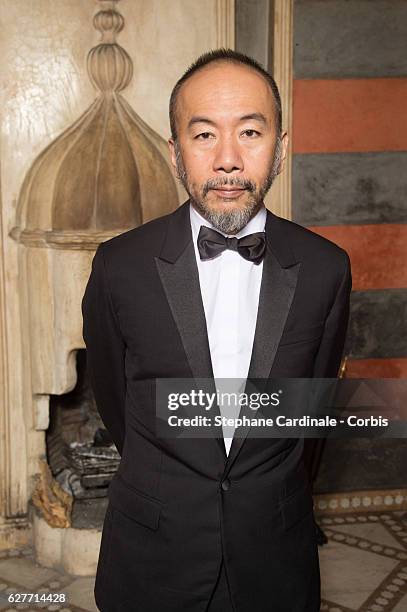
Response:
[197,225,266,265]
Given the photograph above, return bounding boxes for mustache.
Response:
[202,177,256,197]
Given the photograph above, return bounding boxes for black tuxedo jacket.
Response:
[82,200,352,612]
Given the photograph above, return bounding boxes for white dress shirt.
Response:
[189,202,266,455]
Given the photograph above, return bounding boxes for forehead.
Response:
[176,62,275,125]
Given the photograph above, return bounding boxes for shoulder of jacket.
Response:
[97,209,175,260]
[271,213,350,272]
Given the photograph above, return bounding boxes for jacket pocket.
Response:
[108,473,162,531]
[281,484,314,531]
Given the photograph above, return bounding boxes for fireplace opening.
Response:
[45,349,120,528]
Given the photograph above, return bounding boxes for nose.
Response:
[212,136,243,174]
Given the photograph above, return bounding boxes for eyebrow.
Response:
[240,113,268,125]
[187,112,268,130]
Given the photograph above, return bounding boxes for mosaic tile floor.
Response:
[0,510,406,611]
[318,510,407,611]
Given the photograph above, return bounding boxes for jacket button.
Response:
[221,478,231,491]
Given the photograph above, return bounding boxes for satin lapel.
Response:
[224,212,302,473]
[155,202,226,460]
[155,241,214,380]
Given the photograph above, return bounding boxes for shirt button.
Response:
[221,478,231,491]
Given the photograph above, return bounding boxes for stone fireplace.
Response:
[6,0,183,574]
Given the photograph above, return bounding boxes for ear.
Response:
[168,138,178,177]
[277,132,289,175]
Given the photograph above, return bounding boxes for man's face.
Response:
[168,62,288,234]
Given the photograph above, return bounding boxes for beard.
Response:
[174,138,282,234]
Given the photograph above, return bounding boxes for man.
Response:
[82,49,352,612]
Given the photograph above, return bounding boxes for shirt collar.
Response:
[189,200,267,241]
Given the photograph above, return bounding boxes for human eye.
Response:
[195,132,215,140]
[241,129,261,138]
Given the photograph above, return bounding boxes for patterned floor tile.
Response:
[319,511,407,611]
[0,558,59,591]
[328,522,404,550]
[319,539,398,609]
